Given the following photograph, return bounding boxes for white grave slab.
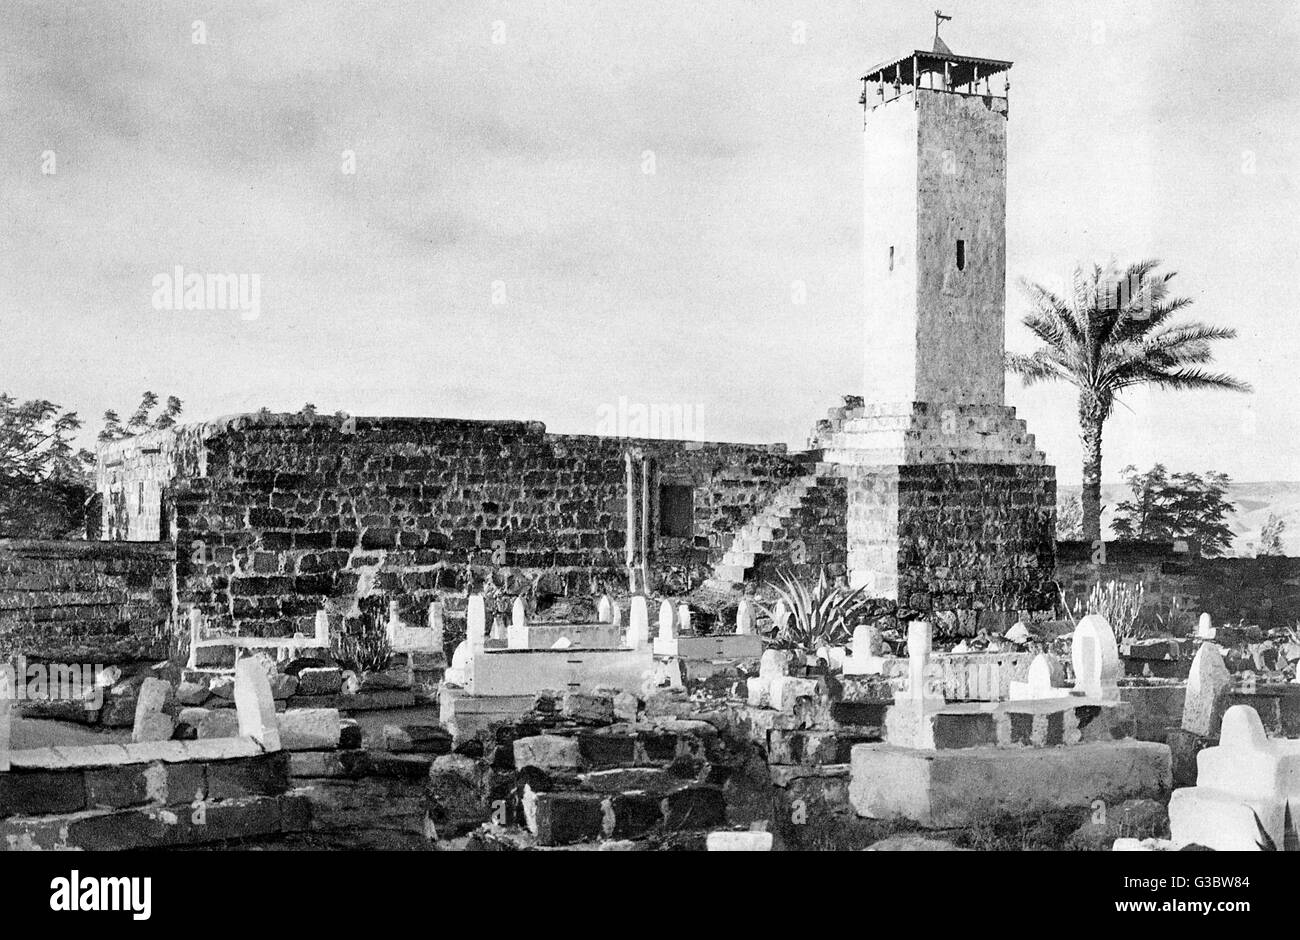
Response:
[1008,653,1070,700]
[1071,614,1120,701]
[1182,641,1233,736]
[844,622,886,676]
[234,657,281,751]
[1169,704,1300,851]
[736,599,753,636]
[627,595,650,649]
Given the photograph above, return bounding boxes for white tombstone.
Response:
[508,597,529,649]
[1008,653,1065,700]
[428,601,445,649]
[627,596,650,649]
[467,595,487,652]
[444,641,471,686]
[131,677,174,743]
[186,606,205,667]
[1183,641,1233,736]
[0,696,9,773]
[843,623,885,676]
[772,599,791,634]
[1004,621,1031,644]
[314,608,330,646]
[1197,612,1216,640]
[677,604,691,634]
[386,599,402,643]
[234,657,281,751]
[736,599,753,636]
[897,620,942,703]
[658,600,675,641]
[597,594,614,624]
[1169,705,1300,851]
[759,648,792,680]
[609,602,623,629]
[1071,614,1120,700]
[490,614,506,643]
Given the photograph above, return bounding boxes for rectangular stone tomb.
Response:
[437,687,535,744]
[523,622,627,650]
[466,648,654,697]
[849,740,1172,829]
[653,634,764,662]
[1169,704,1300,851]
[879,651,1035,702]
[884,699,1136,750]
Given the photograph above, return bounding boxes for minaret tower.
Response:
[826,22,1056,625]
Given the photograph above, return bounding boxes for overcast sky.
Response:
[1,0,1295,484]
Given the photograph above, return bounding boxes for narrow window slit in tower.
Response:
[956,239,966,271]
[889,246,895,272]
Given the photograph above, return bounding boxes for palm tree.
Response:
[1006,261,1250,543]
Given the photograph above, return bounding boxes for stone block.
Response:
[176,680,211,706]
[768,676,825,712]
[607,792,663,839]
[577,731,637,769]
[579,767,680,794]
[513,734,582,771]
[197,709,241,739]
[132,713,175,744]
[533,792,605,846]
[296,667,344,696]
[382,724,453,754]
[204,752,290,800]
[663,785,726,830]
[562,692,615,724]
[768,729,863,766]
[426,754,492,837]
[279,708,342,751]
[84,762,205,810]
[0,770,87,817]
[849,740,1171,828]
[706,830,773,851]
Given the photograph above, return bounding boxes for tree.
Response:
[1258,514,1287,557]
[1056,493,1084,541]
[99,391,183,443]
[0,394,94,537]
[1111,463,1236,557]
[1006,261,1249,543]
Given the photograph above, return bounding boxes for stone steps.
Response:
[703,469,839,590]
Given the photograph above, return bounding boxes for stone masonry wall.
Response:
[847,462,1056,629]
[0,539,174,662]
[1056,541,1300,631]
[101,414,814,637]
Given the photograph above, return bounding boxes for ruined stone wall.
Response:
[1055,541,1300,631]
[102,414,813,637]
[846,462,1056,628]
[0,539,174,662]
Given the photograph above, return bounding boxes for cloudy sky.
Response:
[0,0,1295,484]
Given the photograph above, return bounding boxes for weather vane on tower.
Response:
[934,10,953,54]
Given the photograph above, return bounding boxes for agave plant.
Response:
[758,567,872,655]
[332,605,395,675]
[1253,803,1299,851]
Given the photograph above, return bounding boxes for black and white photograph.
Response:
[0,0,1292,914]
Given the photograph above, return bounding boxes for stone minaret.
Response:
[826,35,1056,626]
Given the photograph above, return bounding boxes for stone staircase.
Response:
[697,463,841,595]
[819,402,1045,466]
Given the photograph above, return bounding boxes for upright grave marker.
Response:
[1071,614,1120,700]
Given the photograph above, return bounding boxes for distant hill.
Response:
[1057,481,1299,557]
